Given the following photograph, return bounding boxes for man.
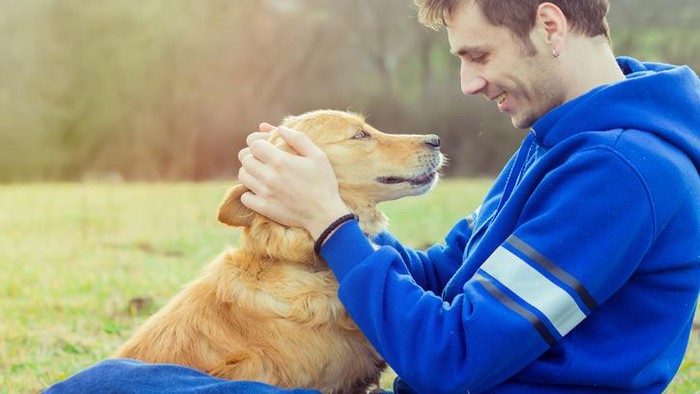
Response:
[237,0,700,392]
[46,1,699,393]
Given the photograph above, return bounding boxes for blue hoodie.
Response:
[320,57,700,393]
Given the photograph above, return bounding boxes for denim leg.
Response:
[392,377,419,394]
[43,358,320,394]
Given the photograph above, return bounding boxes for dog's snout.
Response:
[424,135,441,149]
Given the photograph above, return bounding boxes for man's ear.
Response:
[217,184,254,227]
[537,2,568,46]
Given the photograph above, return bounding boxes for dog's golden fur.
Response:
[115,110,443,393]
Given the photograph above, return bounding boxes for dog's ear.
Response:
[218,184,254,227]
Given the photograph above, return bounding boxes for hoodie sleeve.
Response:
[368,213,475,294]
[320,147,655,394]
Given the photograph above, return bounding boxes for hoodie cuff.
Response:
[319,220,375,281]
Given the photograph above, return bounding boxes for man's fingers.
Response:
[259,122,276,133]
[239,129,273,163]
[248,138,297,165]
[239,152,270,181]
[246,131,272,146]
[238,147,251,163]
[237,167,268,198]
[239,191,271,219]
[277,126,321,158]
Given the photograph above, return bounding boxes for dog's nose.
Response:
[424,135,441,149]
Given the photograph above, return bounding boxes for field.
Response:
[0,181,697,393]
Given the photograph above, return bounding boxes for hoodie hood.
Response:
[532,56,700,171]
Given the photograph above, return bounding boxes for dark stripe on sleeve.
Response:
[474,273,557,346]
[506,235,598,312]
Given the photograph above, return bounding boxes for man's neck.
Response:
[561,36,625,103]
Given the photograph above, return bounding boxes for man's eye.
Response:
[470,54,487,64]
[353,129,371,139]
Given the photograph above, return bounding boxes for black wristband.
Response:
[313,213,358,254]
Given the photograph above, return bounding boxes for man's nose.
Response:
[460,66,487,95]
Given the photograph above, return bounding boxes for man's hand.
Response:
[237,123,351,240]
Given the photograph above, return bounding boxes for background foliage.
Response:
[1,0,699,182]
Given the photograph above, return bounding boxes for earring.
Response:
[552,48,560,58]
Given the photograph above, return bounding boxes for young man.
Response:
[237,0,700,392]
[47,1,699,393]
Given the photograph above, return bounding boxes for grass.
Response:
[0,181,697,393]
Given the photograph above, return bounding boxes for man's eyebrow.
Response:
[450,45,489,57]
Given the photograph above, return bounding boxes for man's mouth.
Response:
[377,171,437,186]
[495,92,507,105]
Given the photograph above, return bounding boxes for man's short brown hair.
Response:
[414,0,610,42]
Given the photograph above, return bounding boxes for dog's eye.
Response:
[353,129,371,140]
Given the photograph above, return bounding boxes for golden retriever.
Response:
[115,109,444,393]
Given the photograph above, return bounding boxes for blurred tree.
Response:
[45,0,177,180]
[0,0,697,182]
[0,0,62,181]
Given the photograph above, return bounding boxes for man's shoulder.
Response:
[555,127,695,179]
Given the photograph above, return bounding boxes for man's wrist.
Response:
[312,213,358,254]
[308,206,353,241]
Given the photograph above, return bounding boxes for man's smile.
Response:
[495,92,507,105]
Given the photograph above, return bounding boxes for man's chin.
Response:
[512,100,565,130]
[511,115,536,130]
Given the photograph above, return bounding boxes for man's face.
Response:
[446,1,565,129]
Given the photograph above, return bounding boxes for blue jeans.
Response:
[44,359,320,394]
[44,359,403,393]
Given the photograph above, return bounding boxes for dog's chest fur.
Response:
[213,218,386,392]
[116,215,386,394]
[216,245,386,392]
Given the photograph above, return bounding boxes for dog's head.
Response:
[218,110,443,252]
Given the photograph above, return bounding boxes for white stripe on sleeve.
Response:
[481,246,586,336]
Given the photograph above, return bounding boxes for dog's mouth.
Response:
[377,171,437,186]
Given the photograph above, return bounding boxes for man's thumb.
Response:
[277,126,319,157]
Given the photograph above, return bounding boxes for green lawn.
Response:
[0,181,697,393]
